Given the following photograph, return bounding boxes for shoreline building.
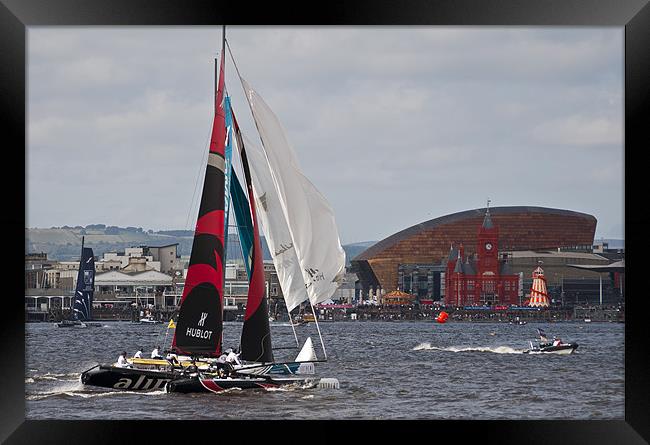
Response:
[351,205,611,305]
[443,206,520,307]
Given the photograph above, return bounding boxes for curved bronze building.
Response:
[351,206,597,297]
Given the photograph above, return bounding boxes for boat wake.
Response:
[28,372,82,382]
[413,342,524,354]
[27,379,167,400]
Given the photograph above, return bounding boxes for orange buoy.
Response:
[435,311,448,323]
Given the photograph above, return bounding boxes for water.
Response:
[25,320,624,420]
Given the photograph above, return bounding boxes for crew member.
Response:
[166,352,180,366]
[134,348,143,359]
[116,351,130,368]
[151,346,163,359]
[225,348,241,366]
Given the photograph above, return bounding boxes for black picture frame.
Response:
[2,0,647,443]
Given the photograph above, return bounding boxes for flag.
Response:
[168,319,176,329]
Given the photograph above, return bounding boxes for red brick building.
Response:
[443,207,519,306]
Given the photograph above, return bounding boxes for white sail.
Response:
[295,337,317,362]
[241,78,346,306]
[240,134,308,312]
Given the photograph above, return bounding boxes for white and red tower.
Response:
[528,265,550,307]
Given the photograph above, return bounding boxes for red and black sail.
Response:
[172,49,227,358]
[233,113,274,363]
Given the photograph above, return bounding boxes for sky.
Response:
[27,27,624,245]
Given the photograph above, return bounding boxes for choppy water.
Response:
[25,320,624,419]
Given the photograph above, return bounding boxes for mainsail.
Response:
[172,50,227,357]
[73,237,94,321]
[240,78,346,306]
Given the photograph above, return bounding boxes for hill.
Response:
[25,225,376,264]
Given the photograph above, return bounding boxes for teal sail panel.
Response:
[231,169,254,277]
[223,96,234,256]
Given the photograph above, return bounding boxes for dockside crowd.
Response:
[48,302,624,324]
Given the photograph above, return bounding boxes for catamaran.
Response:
[82,27,344,393]
[57,237,102,328]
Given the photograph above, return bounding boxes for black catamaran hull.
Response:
[81,365,181,391]
[166,375,315,394]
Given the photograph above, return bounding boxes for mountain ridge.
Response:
[25,226,377,266]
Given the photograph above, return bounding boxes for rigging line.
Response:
[184,118,213,231]
[288,312,300,348]
[310,301,328,361]
[225,39,244,89]
[227,38,307,349]
[227,38,294,259]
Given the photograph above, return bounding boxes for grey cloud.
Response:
[27,27,623,243]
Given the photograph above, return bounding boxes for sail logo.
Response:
[258,192,268,211]
[305,267,325,289]
[185,312,213,340]
[198,312,208,327]
[274,242,293,256]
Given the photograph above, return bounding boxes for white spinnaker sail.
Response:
[240,134,308,312]
[241,78,346,306]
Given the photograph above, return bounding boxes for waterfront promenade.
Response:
[36,303,624,324]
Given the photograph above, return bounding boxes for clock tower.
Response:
[477,200,499,276]
[443,201,520,307]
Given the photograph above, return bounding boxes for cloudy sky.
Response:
[27,27,624,244]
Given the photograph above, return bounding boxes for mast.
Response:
[172,30,228,357]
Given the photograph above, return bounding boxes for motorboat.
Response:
[139,315,161,324]
[523,328,578,354]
